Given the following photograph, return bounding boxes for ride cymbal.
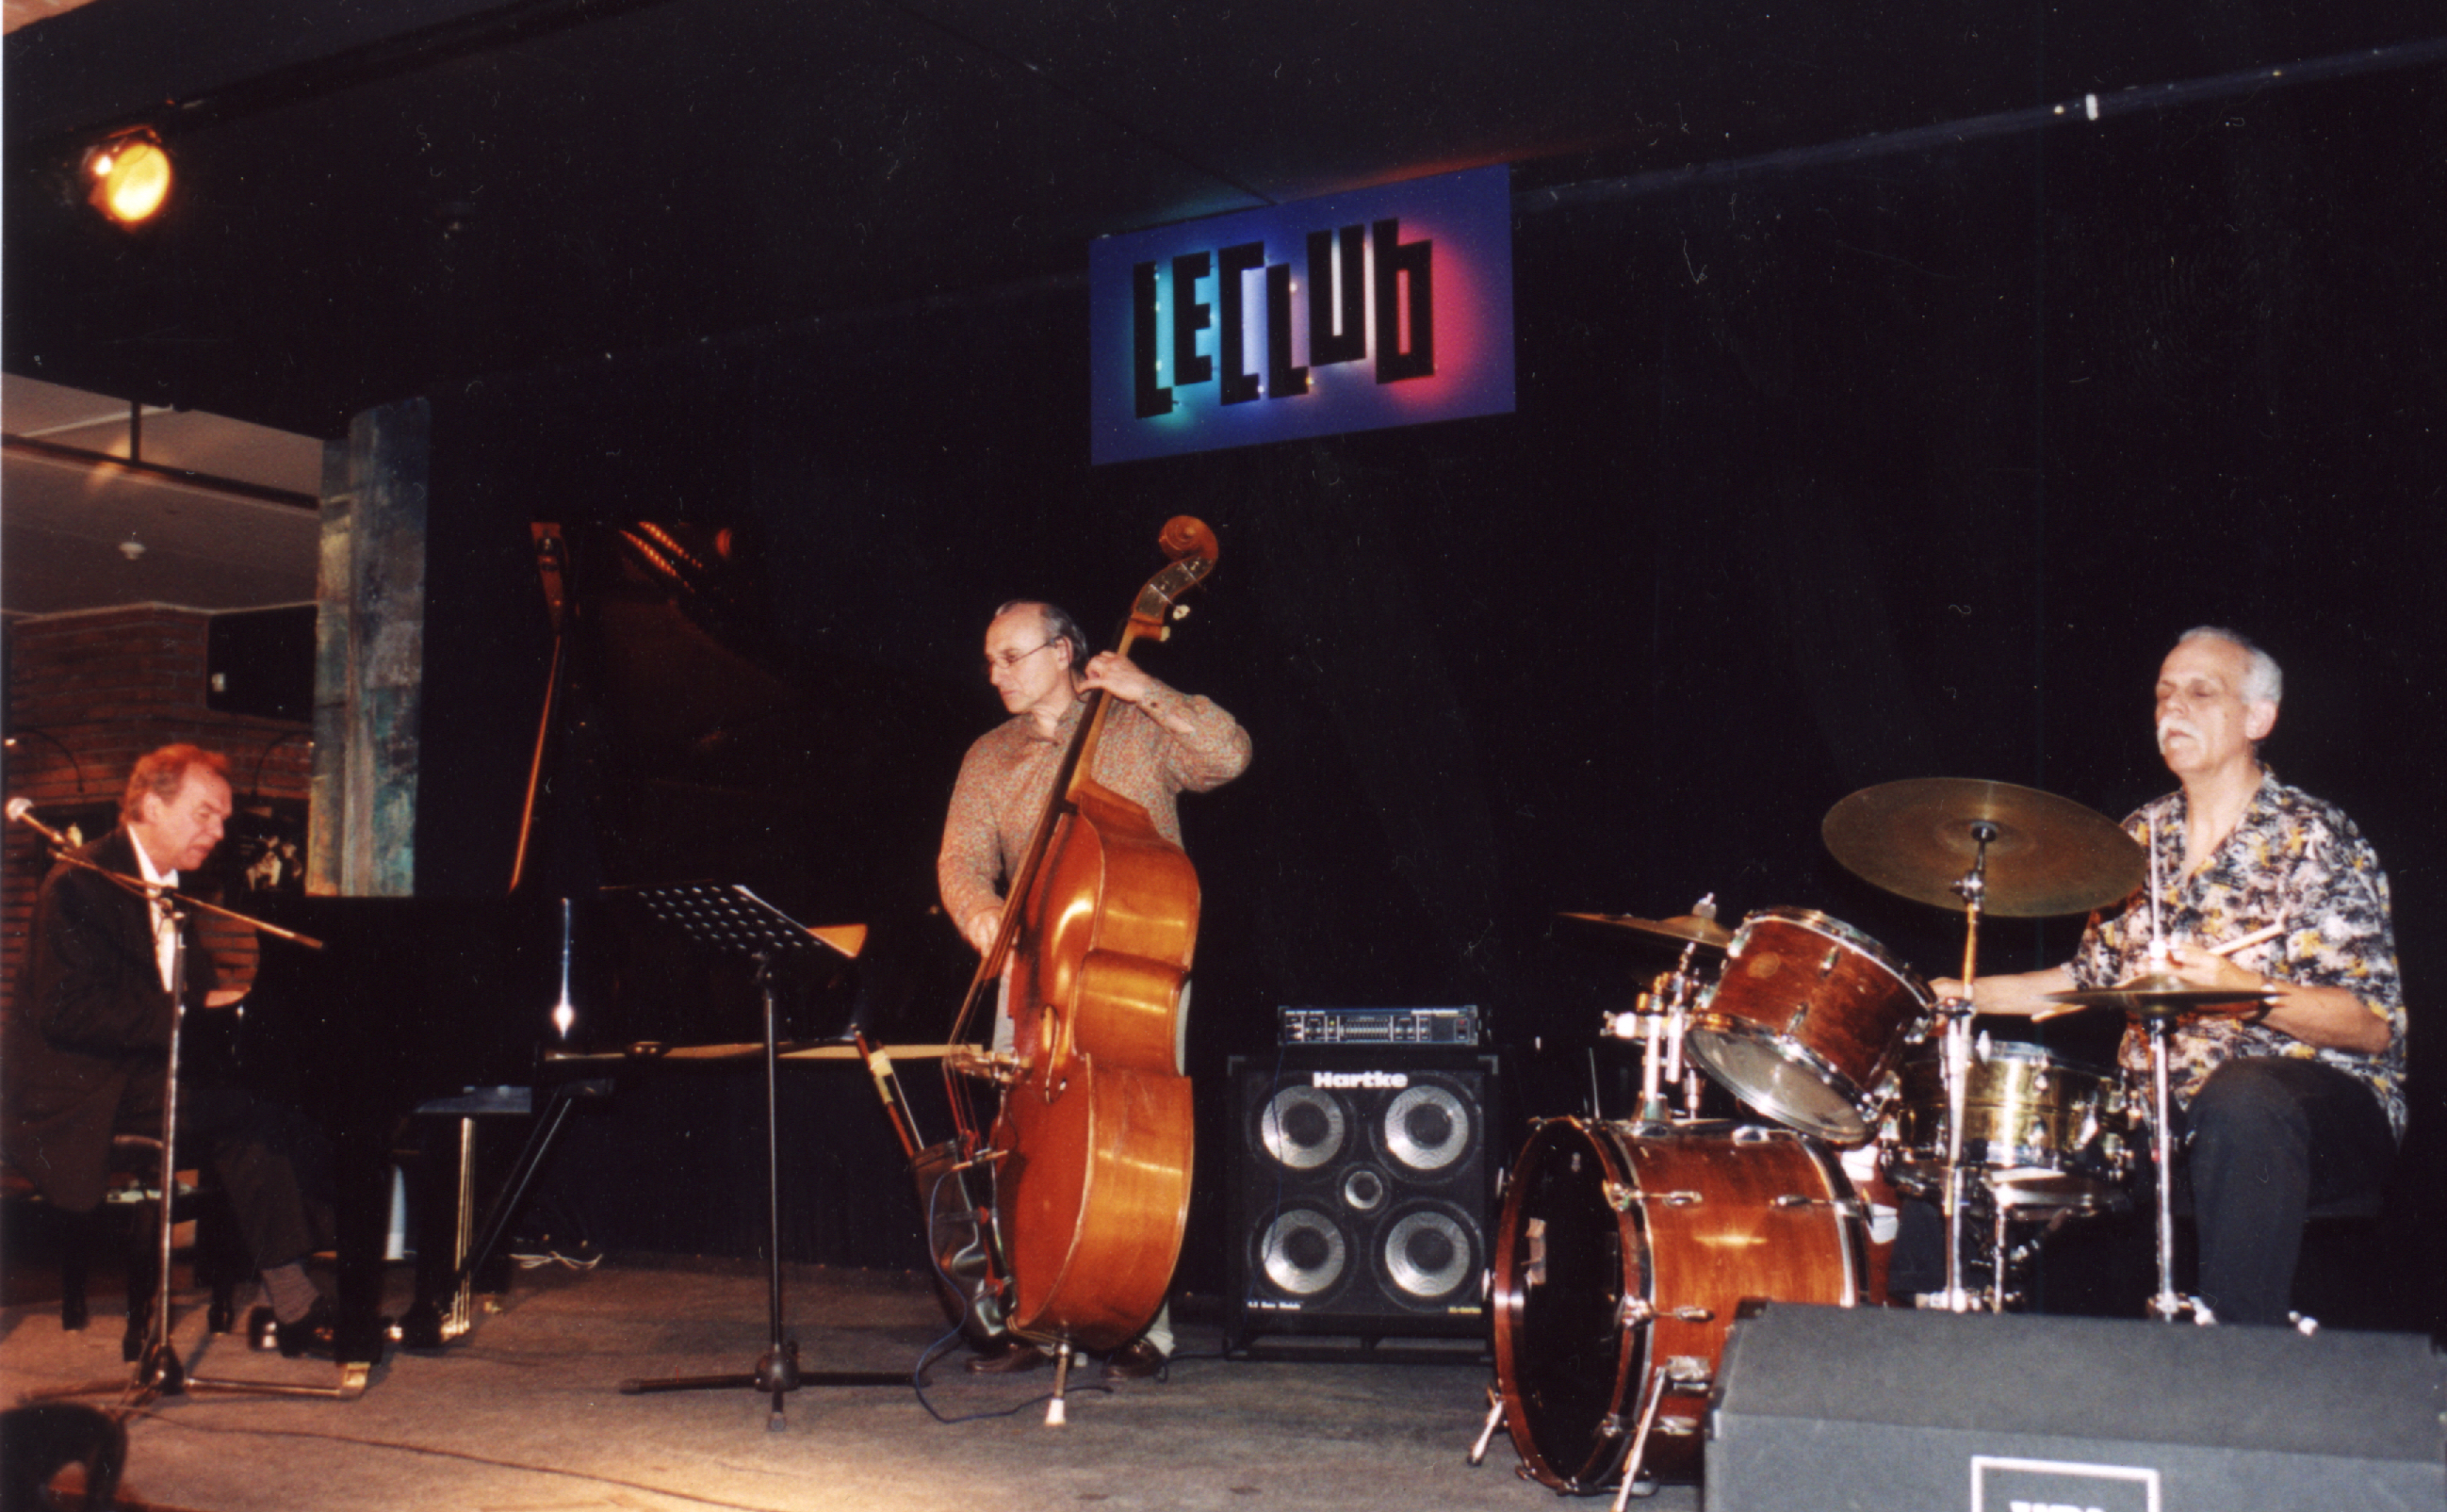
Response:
[1821,777,2145,919]
[2040,972,2276,1017]
[1557,911,1735,951]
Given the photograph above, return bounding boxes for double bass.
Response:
[945,518,1223,1365]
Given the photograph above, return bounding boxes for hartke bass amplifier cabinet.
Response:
[1706,1303,2446,1511]
[1226,1051,1496,1347]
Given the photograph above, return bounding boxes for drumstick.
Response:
[2205,921,2285,958]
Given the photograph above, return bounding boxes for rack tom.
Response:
[1685,908,1933,1142]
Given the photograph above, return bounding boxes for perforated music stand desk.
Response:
[613,883,899,1428]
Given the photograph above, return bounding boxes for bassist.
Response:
[936,597,1251,1378]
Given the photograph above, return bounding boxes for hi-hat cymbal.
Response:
[1822,777,2145,919]
[2040,972,2276,1017]
[1558,911,1735,951]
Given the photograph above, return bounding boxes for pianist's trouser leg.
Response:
[121,1080,329,1276]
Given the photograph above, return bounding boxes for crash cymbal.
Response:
[2040,972,2277,1017]
[1822,777,2145,919]
[1558,911,1735,951]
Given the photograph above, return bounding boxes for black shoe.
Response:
[965,1339,1051,1374]
[269,1296,341,1360]
[1101,1339,1166,1381]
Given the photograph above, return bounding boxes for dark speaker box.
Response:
[1707,1303,2446,1510]
[1227,1051,1496,1342]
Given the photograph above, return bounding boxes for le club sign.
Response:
[1089,166,1514,464]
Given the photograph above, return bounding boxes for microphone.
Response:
[6,797,75,848]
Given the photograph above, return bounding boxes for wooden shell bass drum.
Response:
[1491,1120,1864,1490]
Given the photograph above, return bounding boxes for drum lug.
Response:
[1664,1306,1715,1324]
[1656,1190,1705,1208]
[1818,946,1842,977]
[1663,1355,1713,1389]
[1731,1124,1776,1145]
[1770,1194,1860,1217]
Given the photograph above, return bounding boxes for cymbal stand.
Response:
[2140,1013,2200,1322]
[2129,816,2201,1321]
[1630,947,1705,1126]
[1935,820,1998,1313]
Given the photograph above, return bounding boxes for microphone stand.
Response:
[8,809,353,1403]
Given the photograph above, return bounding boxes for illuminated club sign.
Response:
[1089,166,1514,464]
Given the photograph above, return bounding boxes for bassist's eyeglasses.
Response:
[984,642,1058,676]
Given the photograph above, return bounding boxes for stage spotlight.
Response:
[83,131,172,226]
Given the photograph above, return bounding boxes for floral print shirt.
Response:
[2068,769,2407,1139]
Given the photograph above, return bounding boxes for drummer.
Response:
[1933,626,2406,1325]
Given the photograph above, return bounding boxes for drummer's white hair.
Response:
[2176,626,2282,707]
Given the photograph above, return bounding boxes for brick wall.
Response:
[4,605,313,1014]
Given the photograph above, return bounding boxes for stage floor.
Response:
[1,1257,1685,1512]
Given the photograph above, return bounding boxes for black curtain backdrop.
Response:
[417,65,2445,1330]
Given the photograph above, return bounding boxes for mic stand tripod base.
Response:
[34,1339,370,1407]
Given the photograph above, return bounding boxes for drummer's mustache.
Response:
[2156,714,2201,753]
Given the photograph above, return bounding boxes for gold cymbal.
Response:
[1822,777,2145,919]
[1558,911,1735,951]
[2040,972,2277,1017]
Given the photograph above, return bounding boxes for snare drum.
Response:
[1685,908,1934,1143]
[1886,1043,2133,1211]
[1491,1121,1863,1490]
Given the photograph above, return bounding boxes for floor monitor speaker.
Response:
[1707,1302,2446,1510]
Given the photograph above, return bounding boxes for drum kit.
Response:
[1477,777,2272,1502]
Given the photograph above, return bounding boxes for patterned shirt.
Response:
[2067,770,2407,1139]
[937,691,1252,931]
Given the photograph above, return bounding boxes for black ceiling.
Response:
[9,0,2440,437]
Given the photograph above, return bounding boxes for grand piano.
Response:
[233,521,972,1366]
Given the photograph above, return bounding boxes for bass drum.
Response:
[1491,1120,1864,1491]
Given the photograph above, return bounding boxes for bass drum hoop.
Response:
[1490,1120,1864,1492]
[1489,1118,1644,1494]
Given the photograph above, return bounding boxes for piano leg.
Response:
[331,1119,392,1368]
[399,1081,601,1350]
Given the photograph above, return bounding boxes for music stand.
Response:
[612,883,899,1429]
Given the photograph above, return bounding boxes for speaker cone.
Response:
[1382,1082,1471,1175]
[1379,1205,1476,1304]
[1260,1206,1348,1296]
[1261,1085,1347,1170]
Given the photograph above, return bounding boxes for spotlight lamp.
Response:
[82,129,173,226]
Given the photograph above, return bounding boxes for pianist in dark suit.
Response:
[4,744,337,1356]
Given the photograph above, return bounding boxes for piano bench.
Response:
[2,1137,246,1343]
